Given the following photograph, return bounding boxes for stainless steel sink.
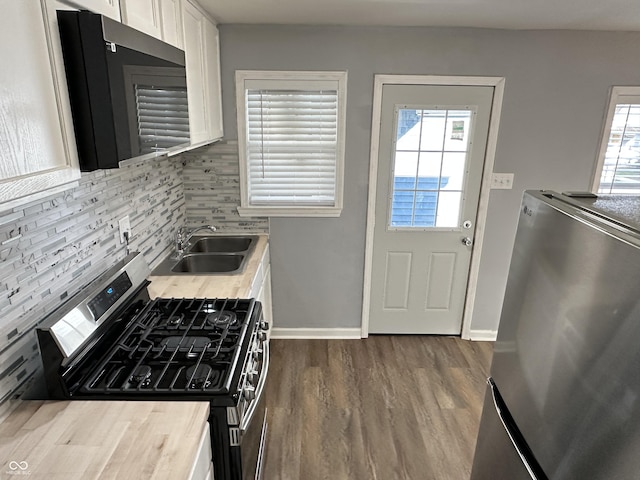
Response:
[151,235,258,275]
[170,254,245,274]
[187,235,257,253]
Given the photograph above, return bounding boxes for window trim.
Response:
[235,70,347,217]
[592,86,640,193]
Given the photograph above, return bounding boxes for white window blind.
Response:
[246,89,338,205]
[135,85,190,155]
[236,71,347,217]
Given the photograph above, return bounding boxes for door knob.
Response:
[462,237,473,247]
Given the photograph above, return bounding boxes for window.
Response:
[236,71,347,217]
[594,87,640,194]
[390,107,474,229]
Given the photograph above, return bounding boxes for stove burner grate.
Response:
[79,297,255,395]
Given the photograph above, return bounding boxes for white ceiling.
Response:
[198,0,640,31]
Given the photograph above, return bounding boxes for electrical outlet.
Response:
[491,173,514,189]
[118,216,131,244]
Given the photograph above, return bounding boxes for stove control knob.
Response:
[252,348,263,361]
[260,321,270,331]
[257,331,267,341]
[244,385,256,401]
[247,369,259,384]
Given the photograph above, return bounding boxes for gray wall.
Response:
[218,25,640,333]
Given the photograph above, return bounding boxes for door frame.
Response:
[361,74,505,339]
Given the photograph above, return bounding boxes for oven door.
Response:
[238,339,269,480]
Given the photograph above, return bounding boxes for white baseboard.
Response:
[468,329,497,341]
[271,327,495,341]
[270,327,362,339]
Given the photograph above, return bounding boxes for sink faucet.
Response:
[174,225,217,257]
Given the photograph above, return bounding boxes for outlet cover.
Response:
[491,173,514,189]
[118,216,131,244]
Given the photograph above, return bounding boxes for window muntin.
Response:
[389,107,474,229]
[236,71,347,217]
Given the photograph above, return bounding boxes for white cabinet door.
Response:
[203,19,223,140]
[259,264,274,337]
[255,245,273,336]
[64,0,121,20]
[0,0,80,210]
[182,0,223,144]
[159,0,183,48]
[120,0,162,39]
[188,423,213,480]
[182,0,208,143]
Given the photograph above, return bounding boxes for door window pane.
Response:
[436,191,462,227]
[390,107,473,228]
[419,111,446,150]
[440,152,466,190]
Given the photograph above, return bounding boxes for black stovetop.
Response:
[77,297,257,397]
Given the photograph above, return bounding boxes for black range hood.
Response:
[57,10,190,171]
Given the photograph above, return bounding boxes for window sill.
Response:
[237,206,343,218]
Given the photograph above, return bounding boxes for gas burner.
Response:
[202,303,217,314]
[129,365,152,387]
[166,313,184,326]
[206,310,237,328]
[185,364,217,388]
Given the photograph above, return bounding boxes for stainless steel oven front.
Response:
[224,313,270,480]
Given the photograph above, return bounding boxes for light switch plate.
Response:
[491,173,514,189]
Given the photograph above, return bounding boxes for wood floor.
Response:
[262,336,493,480]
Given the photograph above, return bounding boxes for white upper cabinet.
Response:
[64,0,121,21]
[182,0,223,144]
[159,0,184,49]
[120,0,184,49]
[204,20,223,140]
[0,0,81,210]
[120,0,162,39]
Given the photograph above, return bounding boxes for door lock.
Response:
[463,220,473,229]
[462,237,473,247]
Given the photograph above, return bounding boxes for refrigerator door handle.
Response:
[487,377,548,480]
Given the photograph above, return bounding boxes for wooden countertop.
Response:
[147,234,269,299]
[0,400,209,480]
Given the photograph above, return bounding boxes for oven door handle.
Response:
[240,340,270,433]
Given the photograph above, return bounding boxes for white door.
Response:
[368,83,493,334]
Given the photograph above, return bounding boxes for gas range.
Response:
[78,297,256,399]
[35,253,269,480]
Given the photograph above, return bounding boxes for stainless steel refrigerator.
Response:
[471,190,640,480]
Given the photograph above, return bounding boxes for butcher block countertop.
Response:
[0,400,209,480]
[147,234,269,299]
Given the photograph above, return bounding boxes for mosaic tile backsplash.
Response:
[0,141,267,418]
[181,140,269,232]
[0,156,184,417]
